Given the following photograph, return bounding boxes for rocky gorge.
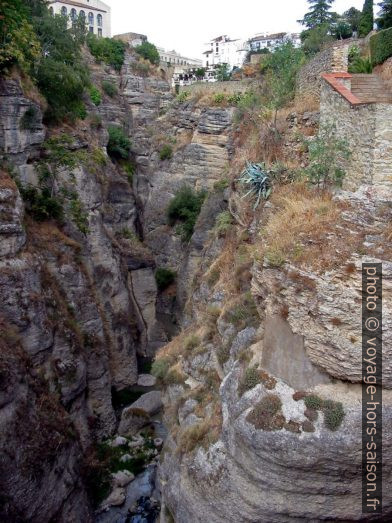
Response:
[1,29,392,523]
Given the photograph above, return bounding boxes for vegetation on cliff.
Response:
[1,0,126,123]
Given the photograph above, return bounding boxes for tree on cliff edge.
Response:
[359,0,374,36]
[378,1,392,29]
[298,0,336,29]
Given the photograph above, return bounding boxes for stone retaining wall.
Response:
[320,77,392,191]
[297,44,350,104]
[179,79,257,96]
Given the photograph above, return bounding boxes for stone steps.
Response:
[351,74,392,103]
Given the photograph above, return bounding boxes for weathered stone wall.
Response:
[320,79,376,189]
[296,43,350,104]
[179,79,258,96]
[320,78,392,191]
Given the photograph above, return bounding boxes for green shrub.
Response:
[301,125,350,188]
[214,93,226,104]
[216,63,230,81]
[304,395,324,410]
[304,395,345,431]
[151,357,171,380]
[261,43,306,121]
[176,91,190,103]
[238,366,261,396]
[37,58,89,122]
[102,80,118,97]
[224,292,259,329]
[20,186,63,221]
[132,61,152,77]
[70,197,89,234]
[86,436,156,508]
[134,41,160,65]
[159,144,173,161]
[348,56,373,73]
[370,27,392,66]
[87,33,126,71]
[227,93,243,105]
[107,126,131,159]
[167,186,206,242]
[89,86,102,106]
[155,268,176,290]
[91,147,107,167]
[215,211,233,236]
[323,400,345,431]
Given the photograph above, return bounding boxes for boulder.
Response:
[118,392,162,436]
[110,436,128,448]
[112,470,135,488]
[101,487,126,508]
[137,374,157,387]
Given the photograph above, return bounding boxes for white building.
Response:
[48,0,111,37]
[248,32,301,52]
[157,47,203,68]
[203,35,248,71]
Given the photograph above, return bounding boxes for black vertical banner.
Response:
[362,263,382,515]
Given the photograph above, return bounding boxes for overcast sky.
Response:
[110,0,367,59]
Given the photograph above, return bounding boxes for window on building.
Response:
[80,10,85,19]
[98,28,102,37]
[97,14,103,27]
[89,26,94,33]
[61,6,67,16]
[49,6,54,15]
[88,12,94,25]
[70,8,77,20]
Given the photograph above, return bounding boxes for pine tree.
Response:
[343,7,362,32]
[378,0,392,29]
[298,0,336,29]
[359,0,374,36]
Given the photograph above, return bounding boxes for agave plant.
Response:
[238,162,272,209]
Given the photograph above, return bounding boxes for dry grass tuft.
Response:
[0,170,18,191]
[260,183,364,272]
[177,402,222,454]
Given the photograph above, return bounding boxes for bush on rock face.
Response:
[246,395,284,431]
[159,145,173,161]
[87,33,126,71]
[89,86,102,106]
[167,186,206,242]
[238,366,261,396]
[304,395,345,431]
[134,41,160,65]
[155,268,176,291]
[107,126,131,159]
[102,80,118,97]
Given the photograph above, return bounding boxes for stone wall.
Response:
[179,79,257,96]
[296,43,350,104]
[320,77,392,191]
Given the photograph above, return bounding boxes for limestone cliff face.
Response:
[0,60,164,518]
[157,133,392,520]
[0,45,235,520]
